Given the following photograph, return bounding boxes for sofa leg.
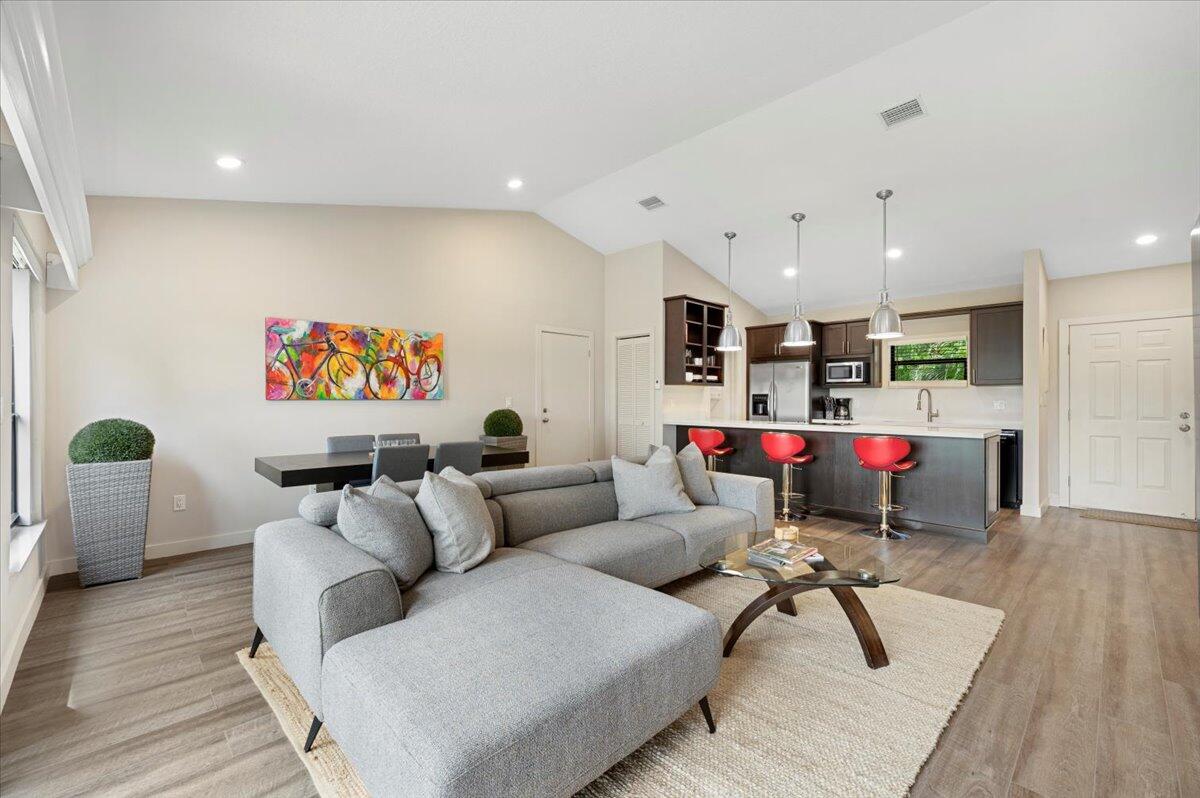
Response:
[698,696,716,734]
[303,716,323,752]
[246,624,262,657]
[249,627,264,658]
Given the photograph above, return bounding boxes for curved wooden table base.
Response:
[720,560,890,669]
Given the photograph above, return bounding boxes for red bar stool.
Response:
[761,432,814,523]
[688,428,734,471]
[854,436,916,541]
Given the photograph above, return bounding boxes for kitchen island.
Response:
[664,419,1002,542]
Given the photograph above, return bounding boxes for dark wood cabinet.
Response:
[664,295,727,386]
[846,321,873,355]
[746,322,822,363]
[969,304,1023,385]
[821,323,847,357]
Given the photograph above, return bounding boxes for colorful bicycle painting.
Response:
[265,317,444,401]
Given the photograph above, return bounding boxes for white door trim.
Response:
[533,325,595,467]
[1057,308,1193,507]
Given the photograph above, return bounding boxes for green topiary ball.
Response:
[68,419,155,464]
[483,408,523,437]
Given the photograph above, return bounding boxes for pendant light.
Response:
[780,212,814,347]
[866,189,904,340]
[715,231,742,352]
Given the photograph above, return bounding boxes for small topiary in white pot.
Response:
[66,418,155,587]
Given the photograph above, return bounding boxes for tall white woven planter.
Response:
[67,459,152,587]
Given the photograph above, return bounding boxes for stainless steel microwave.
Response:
[824,359,868,384]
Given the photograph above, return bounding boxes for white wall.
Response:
[41,197,606,572]
[829,313,1023,427]
[1047,261,1192,504]
[1021,249,1050,516]
[662,242,766,421]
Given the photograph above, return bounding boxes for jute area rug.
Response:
[238,571,1003,797]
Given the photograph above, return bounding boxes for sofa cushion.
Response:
[612,447,694,521]
[298,489,341,527]
[336,480,434,590]
[403,548,561,616]
[475,464,595,496]
[673,443,719,505]
[415,468,494,574]
[396,473,493,499]
[320,561,720,798]
[494,481,618,546]
[638,505,757,563]
[517,520,686,587]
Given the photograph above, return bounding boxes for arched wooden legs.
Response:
[721,575,890,669]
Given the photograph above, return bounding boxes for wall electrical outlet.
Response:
[993,400,1007,411]
[173,494,187,511]
[504,397,512,409]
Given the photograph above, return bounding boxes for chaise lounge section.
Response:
[252,460,773,797]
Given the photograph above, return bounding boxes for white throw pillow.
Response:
[612,446,695,520]
[414,467,495,573]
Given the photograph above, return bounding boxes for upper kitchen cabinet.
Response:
[746,322,822,362]
[820,320,875,357]
[969,303,1023,385]
[664,295,726,386]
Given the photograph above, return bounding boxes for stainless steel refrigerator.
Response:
[748,360,812,422]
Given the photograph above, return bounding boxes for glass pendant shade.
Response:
[867,291,904,339]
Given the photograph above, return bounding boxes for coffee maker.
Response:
[832,397,853,421]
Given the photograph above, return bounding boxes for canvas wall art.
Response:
[265,317,444,400]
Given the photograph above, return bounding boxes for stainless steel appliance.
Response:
[749,360,812,422]
[824,359,869,384]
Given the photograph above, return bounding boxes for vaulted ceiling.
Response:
[54,1,1198,313]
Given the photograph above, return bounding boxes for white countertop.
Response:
[662,417,1005,440]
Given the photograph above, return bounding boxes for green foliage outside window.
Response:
[890,338,968,382]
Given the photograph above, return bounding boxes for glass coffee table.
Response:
[699,531,900,669]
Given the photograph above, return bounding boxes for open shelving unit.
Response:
[664,295,727,386]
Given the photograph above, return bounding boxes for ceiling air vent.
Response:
[638,195,666,211]
[879,98,925,128]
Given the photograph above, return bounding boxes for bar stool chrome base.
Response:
[857,471,910,541]
[776,462,812,522]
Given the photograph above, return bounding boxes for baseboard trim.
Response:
[48,528,255,577]
[0,573,47,710]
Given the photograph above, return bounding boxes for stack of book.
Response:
[746,539,819,569]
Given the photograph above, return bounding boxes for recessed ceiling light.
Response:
[782,267,797,278]
[507,178,524,190]
[1135,233,1158,245]
[886,248,903,259]
[215,156,243,170]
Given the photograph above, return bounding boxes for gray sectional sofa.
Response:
[251,459,773,798]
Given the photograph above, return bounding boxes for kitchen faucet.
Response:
[916,388,940,424]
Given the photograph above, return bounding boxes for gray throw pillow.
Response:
[298,489,341,527]
[336,478,434,589]
[415,467,495,573]
[672,442,719,505]
[612,447,695,520]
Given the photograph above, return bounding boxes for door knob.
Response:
[1181,424,1192,432]
[1181,411,1191,419]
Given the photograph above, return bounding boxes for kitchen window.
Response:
[887,334,969,386]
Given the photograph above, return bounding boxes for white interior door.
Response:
[537,329,593,466]
[1069,316,1195,518]
[615,335,653,460]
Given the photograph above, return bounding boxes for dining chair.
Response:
[327,435,375,487]
[372,444,431,484]
[433,441,484,476]
[376,433,421,448]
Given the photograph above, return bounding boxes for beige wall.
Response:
[603,242,665,452]
[662,242,767,420]
[1022,250,1050,516]
[41,197,605,572]
[1047,261,1192,503]
[765,283,1023,325]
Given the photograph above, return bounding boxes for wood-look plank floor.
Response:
[1,508,1196,797]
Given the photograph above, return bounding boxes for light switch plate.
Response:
[993,400,1006,411]
[173,494,186,511]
